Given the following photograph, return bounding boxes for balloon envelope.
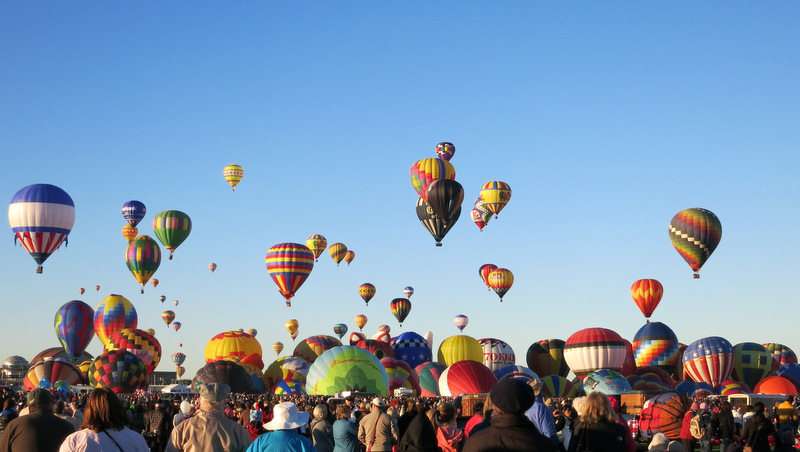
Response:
[438,360,497,396]
[391,331,432,369]
[454,315,469,332]
[306,345,390,395]
[438,335,482,367]
[526,339,569,378]
[416,197,460,246]
[683,336,734,387]
[293,335,342,365]
[204,330,262,364]
[479,338,516,372]
[582,369,633,395]
[668,208,722,278]
[125,235,161,292]
[23,358,84,391]
[410,158,456,202]
[435,142,455,161]
[487,268,513,301]
[390,298,411,325]
[93,295,138,347]
[732,342,772,390]
[359,283,376,305]
[152,210,192,260]
[54,300,95,362]
[631,279,663,319]
[87,350,148,393]
[479,181,512,217]
[105,328,162,375]
[632,322,679,370]
[192,360,254,394]
[564,328,627,376]
[223,164,244,191]
[328,243,348,266]
[415,361,447,397]
[265,243,315,305]
[305,234,327,261]
[121,200,146,227]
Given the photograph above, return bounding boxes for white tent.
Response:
[160,383,192,393]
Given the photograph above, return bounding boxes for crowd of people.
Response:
[0,382,798,452]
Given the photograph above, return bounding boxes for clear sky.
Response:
[1,2,798,379]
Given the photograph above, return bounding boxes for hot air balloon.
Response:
[158,295,166,303]
[94,294,138,346]
[78,288,85,295]
[381,357,419,395]
[193,360,253,394]
[87,350,148,393]
[265,243,315,307]
[390,298,411,326]
[223,164,244,191]
[23,358,84,391]
[359,283,376,306]
[454,315,469,332]
[631,279,664,320]
[305,234,327,262]
[171,352,186,366]
[763,343,798,369]
[494,365,540,383]
[479,181,512,218]
[355,315,367,331]
[333,323,348,339]
[426,179,464,225]
[173,300,179,306]
[151,279,159,288]
[563,328,627,376]
[122,225,138,242]
[293,335,343,365]
[152,210,192,260]
[271,379,306,395]
[144,329,156,337]
[379,325,391,335]
[328,243,347,266]
[753,376,798,396]
[731,343,772,390]
[8,184,76,273]
[285,320,299,340]
[526,339,569,378]
[479,338,516,372]
[435,142,455,161]
[172,322,181,332]
[104,328,162,375]
[582,369,633,395]
[438,335,483,367]
[410,158,456,202]
[478,264,497,291]
[416,197,460,247]
[438,360,497,397]
[632,321,680,370]
[176,366,186,378]
[209,263,217,273]
[204,330,262,363]
[273,342,284,356]
[306,345,389,396]
[391,331,432,369]
[247,328,257,337]
[540,375,578,398]
[683,336,734,387]
[161,310,175,326]
[264,356,311,388]
[95,285,100,291]
[343,250,355,266]
[415,362,447,397]
[487,268,513,301]
[54,300,95,363]
[668,208,722,278]
[471,196,493,232]
[121,200,146,227]
[403,286,414,298]
[125,235,161,293]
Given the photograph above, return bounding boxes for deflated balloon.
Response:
[668,208,722,278]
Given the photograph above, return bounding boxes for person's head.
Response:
[179,400,192,414]
[581,391,618,424]
[345,396,354,406]
[313,403,328,420]
[528,378,542,397]
[81,387,130,432]
[263,401,309,431]
[488,378,535,415]
[26,388,54,412]
[648,432,669,451]
[435,402,457,426]
[786,395,795,404]
[198,383,231,411]
[753,401,765,415]
[336,404,351,420]
[371,397,386,411]
[472,401,484,414]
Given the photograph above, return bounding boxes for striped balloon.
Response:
[121,225,138,242]
[125,235,161,293]
[265,243,315,306]
[223,164,244,191]
[152,210,192,260]
[390,298,412,326]
[328,243,348,266]
[8,184,75,273]
[683,336,734,387]
[23,358,84,391]
[94,294,138,346]
[631,279,664,319]
[487,268,514,302]
[668,208,722,278]
[105,328,162,375]
[305,234,327,261]
[121,200,146,227]
[479,181,512,218]
[54,300,95,362]
[410,158,456,202]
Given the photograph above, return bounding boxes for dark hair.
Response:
[473,401,484,413]
[81,388,130,432]
[435,403,457,425]
[753,402,765,414]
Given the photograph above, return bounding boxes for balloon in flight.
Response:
[409,158,456,202]
[223,164,244,191]
[416,197,460,247]
[125,235,161,294]
[121,201,146,227]
[435,142,455,161]
[359,283,376,306]
[328,243,348,266]
[668,208,722,278]
[152,210,192,260]
[305,234,327,262]
[479,181,512,218]
[631,279,664,320]
[265,243,315,307]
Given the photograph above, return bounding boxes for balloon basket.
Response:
[435,243,442,247]
[693,273,700,279]
[36,266,43,274]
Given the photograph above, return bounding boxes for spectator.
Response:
[358,397,399,452]
[332,404,359,452]
[310,403,334,452]
[246,401,314,452]
[0,388,75,452]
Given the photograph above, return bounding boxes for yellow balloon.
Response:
[285,319,299,340]
[437,335,483,366]
[328,243,348,266]
[204,330,262,364]
[223,164,244,191]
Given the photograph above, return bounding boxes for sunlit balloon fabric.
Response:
[273,342,284,355]
[343,250,355,266]
[306,345,389,396]
[410,158,456,202]
[438,335,483,367]
[416,197,460,247]
[415,361,447,397]
[487,268,513,301]
[88,350,148,393]
[305,234,327,261]
[632,322,679,370]
[171,352,186,366]
[265,243,315,306]
[359,283,376,306]
[540,375,578,398]
[121,200,146,227]
[161,310,175,326]
[264,356,311,389]
[683,336,734,387]
[285,320,299,340]
[8,183,76,273]
[204,330,262,364]
[23,358,84,391]
[328,243,348,266]
[582,369,632,395]
[478,264,497,290]
[272,379,306,395]
[526,339,569,378]
[438,360,498,397]
[293,335,342,365]
[479,338,516,372]
[479,181,511,218]
[564,327,627,376]
[471,197,492,232]
[763,343,798,369]
[668,208,722,278]
[152,210,192,260]
[54,300,95,362]
[223,164,244,191]
[453,315,469,332]
[122,225,138,242]
[125,235,161,293]
[105,328,162,375]
[392,331,432,369]
[333,324,348,339]
[94,294,138,346]
[390,298,411,326]
[631,279,663,320]
[435,142,455,161]
[354,315,367,331]
[732,342,772,390]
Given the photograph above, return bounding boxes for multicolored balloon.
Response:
[582,369,632,395]
[333,323,348,339]
[730,343,771,390]
[479,338,516,372]
[403,286,414,298]
[631,279,664,320]
[54,300,95,362]
[161,310,175,326]
[159,295,166,303]
[435,142,455,161]
[78,288,85,295]
[285,319,299,340]
[354,315,367,331]
[668,208,722,278]
[415,361,447,397]
[87,350,148,393]
[526,339,569,378]
[540,375,578,398]
[494,365,540,383]
[8,184,76,273]
[272,379,306,395]
[683,336,734,387]
[410,158,456,202]
[632,321,679,370]
[152,210,192,260]
[564,328,627,376]
[104,328,162,375]
[204,330,262,363]
[223,164,244,191]
[390,298,411,326]
[359,283,376,306]
[247,328,257,337]
[343,250,355,266]
[487,268,513,301]
[416,197,460,247]
[328,243,348,266]
[23,358,84,391]
[209,263,217,273]
[125,235,161,293]
[273,342,284,356]
[171,352,186,366]
[94,294,138,346]
[471,197,492,232]
[306,345,389,396]
[265,243,315,307]
[391,331,432,369]
[479,181,511,218]
[151,279,159,288]
[171,322,181,332]
[122,225,138,242]
[263,356,311,388]
[293,335,342,365]
[763,343,798,370]
[175,366,185,378]
[454,315,469,332]
[121,200,146,227]
[478,264,497,291]
[305,234,327,262]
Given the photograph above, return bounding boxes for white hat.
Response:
[372,397,386,407]
[263,402,309,431]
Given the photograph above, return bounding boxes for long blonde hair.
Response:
[580,392,618,424]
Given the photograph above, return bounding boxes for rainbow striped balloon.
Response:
[265,243,315,306]
[668,208,722,278]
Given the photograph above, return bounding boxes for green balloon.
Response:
[306,345,389,396]
[152,210,191,260]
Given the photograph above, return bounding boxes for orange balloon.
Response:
[355,314,368,331]
[631,279,663,319]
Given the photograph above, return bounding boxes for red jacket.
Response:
[679,410,694,440]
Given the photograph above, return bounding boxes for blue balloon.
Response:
[122,200,147,227]
[582,369,632,395]
[391,331,432,369]
[675,380,714,397]
[776,363,800,390]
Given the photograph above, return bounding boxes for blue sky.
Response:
[1,2,798,378]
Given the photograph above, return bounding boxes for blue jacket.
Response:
[246,429,316,452]
[523,394,559,446]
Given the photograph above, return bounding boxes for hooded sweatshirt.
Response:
[436,423,465,452]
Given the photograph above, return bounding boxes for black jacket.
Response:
[398,410,439,452]
[463,413,556,452]
[568,420,626,452]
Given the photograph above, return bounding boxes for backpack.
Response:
[689,414,706,439]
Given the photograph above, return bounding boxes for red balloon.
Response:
[631,279,663,319]
[753,376,797,396]
[438,360,497,396]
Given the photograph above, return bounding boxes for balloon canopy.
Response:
[306,345,390,396]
